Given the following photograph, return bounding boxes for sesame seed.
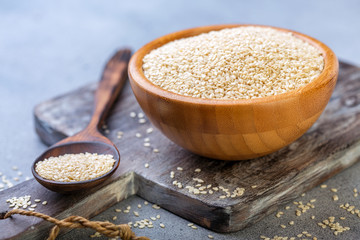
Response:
[146,128,153,134]
[35,153,115,182]
[143,27,324,100]
[130,112,136,118]
[112,216,117,220]
[115,209,121,213]
[331,188,338,193]
[139,119,146,124]
[208,235,214,239]
[134,211,139,217]
[160,223,165,228]
[320,184,327,188]
[143,142,151,147]
[138,204,142,208]
[144,201,149,205]
[177,167,183,171]
[135,133,142,138]
[153,149,159,153]
[42,201,47,205]
[333,195,339,201]
[144,163,149,168]
[152,204,160,210]
[194,168,201,173]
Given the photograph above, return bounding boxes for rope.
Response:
[2,209,150,240]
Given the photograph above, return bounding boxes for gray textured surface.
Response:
[1,0,360,239]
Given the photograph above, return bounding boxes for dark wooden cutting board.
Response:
[1,61,360,240]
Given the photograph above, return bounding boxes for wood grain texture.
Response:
[31,49,131,193]
[128,24,339,160]
[0,61,359,239]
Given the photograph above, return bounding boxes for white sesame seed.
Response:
[144,163,149,168]
[35,153,115,182]
[143,27,324,100]
[130,112,136,118]
[139,119,146,124]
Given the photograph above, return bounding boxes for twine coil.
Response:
[1,209,149,240]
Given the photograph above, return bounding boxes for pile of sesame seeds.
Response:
[169,167,245,199]
[35,152,115,182]
[143,26,324,100]
[6,195,47,211]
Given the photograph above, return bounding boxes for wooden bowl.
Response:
[128,24,338,160]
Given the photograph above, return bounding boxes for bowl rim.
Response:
[128,24,339,106]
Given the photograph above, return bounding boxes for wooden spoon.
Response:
[31,49,131,193]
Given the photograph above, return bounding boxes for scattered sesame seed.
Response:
[136,133,142,138]
[144,163,149,168]
[153,149,159,153]
[177,167,183,171]
[251,185,257,189]
[112,216,117,220]
[115,209,121,213]
[134,211,139,217]
[144,201,149,205]
[331,188,338,193]
[194,168,201,173]
[130,112,136,118]
[139,119,146,124]
[138,204,142,208]
[143,142,151,147]
[280,224,286,229]
[320,184,327,188]
[160,223,165,228]
[333,195,339,201]
[42,201,47,205]
[146,128,153,134]
[208,235,214,239]
[289,221,294,225]
[152,204,160,210]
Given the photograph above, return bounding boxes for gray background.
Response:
[1,0,360,239]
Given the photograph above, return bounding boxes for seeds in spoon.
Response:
[35,152,115,182]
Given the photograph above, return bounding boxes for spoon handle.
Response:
[87,49,132,130]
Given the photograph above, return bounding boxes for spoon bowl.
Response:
[32,49,131,193]
[32,141,120,193]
